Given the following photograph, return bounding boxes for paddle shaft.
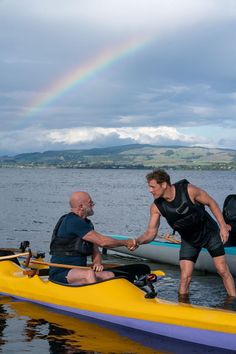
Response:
[164,234,181,244]
[29,260,166,278]
[29,259,119,270]
[0,252,29,260]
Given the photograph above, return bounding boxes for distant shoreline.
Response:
[1,144,236,171]
[1,165,236,171]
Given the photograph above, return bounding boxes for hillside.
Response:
[1,144,236,170]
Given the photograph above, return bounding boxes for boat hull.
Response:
[0,261,236,350]
[106,235,236,276]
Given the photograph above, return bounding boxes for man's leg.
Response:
[206,230,236,297]
[95,270,115,281]
[179,239,200,295]
[66,268,97,285]
[179,260,195,295]
[213,255,236,297]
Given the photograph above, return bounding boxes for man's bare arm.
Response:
[83,231,135,248]
[188,184,229,243]
[92,245,104,271]
[136,203,161,245]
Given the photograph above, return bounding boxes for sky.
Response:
[1,0,236,155]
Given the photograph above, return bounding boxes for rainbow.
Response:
[24,35,152,117]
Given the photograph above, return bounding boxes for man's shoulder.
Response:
[174,178,189,186]
[66,213,88,224]
[62,213,83,227]
[151,202,161,213]
[62,213,94,235]
[70,214,94,229]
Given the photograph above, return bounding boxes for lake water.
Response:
[0,167,236,353]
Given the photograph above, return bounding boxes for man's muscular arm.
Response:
[135,203,161,246]
[188,184,229,244]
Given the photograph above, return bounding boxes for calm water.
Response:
[0,167,236,354]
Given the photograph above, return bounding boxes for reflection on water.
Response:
[0,296,234,354]
[0,303,7,346]
[178,293,190,304]
[177,292,236,311]
[222,296,236,311]
[0,297,163,354]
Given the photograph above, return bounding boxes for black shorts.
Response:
[179,230,225,263]
[49,270,69,284]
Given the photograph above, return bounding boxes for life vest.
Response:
[50,213,94,256]
[223,194,236,247]
[154,179,215,245]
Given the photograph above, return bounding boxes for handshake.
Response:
[125,238,139,251]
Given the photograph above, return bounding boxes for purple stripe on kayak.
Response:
[1,291,235,351]
[57,306,236,351]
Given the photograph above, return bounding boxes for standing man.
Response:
[134,169,236,297]
[49,191,135,285]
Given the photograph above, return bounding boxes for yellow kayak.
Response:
[0,260,236,351]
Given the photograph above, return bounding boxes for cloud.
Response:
[2,1,235,32]
[0,126,203,155]
[189,105,216,116]
[1,1,236,153]
[3,123,236,155]
[47,126,197,145]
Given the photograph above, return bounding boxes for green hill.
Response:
[1,144,236,170]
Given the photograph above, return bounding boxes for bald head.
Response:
[69,191,90,208]
[69,191,94,218]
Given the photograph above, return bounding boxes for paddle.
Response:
[28,259,122,270]
[0,252,30,261]
[23,259,166,276]
[13,259,102,277]
[164,234,181,244]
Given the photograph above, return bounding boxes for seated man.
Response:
[49,191,135,285]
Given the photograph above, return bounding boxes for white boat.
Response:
[105,235,236,276]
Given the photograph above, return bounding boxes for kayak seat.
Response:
[48,264,151,287]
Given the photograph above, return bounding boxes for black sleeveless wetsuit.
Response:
[155,180,225,263]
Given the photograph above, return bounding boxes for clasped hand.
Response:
[126,238,139,251]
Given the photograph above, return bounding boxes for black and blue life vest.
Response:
[154,179,217,246]
[50,213,94,256]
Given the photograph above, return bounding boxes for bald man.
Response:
[49,191,136,285]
